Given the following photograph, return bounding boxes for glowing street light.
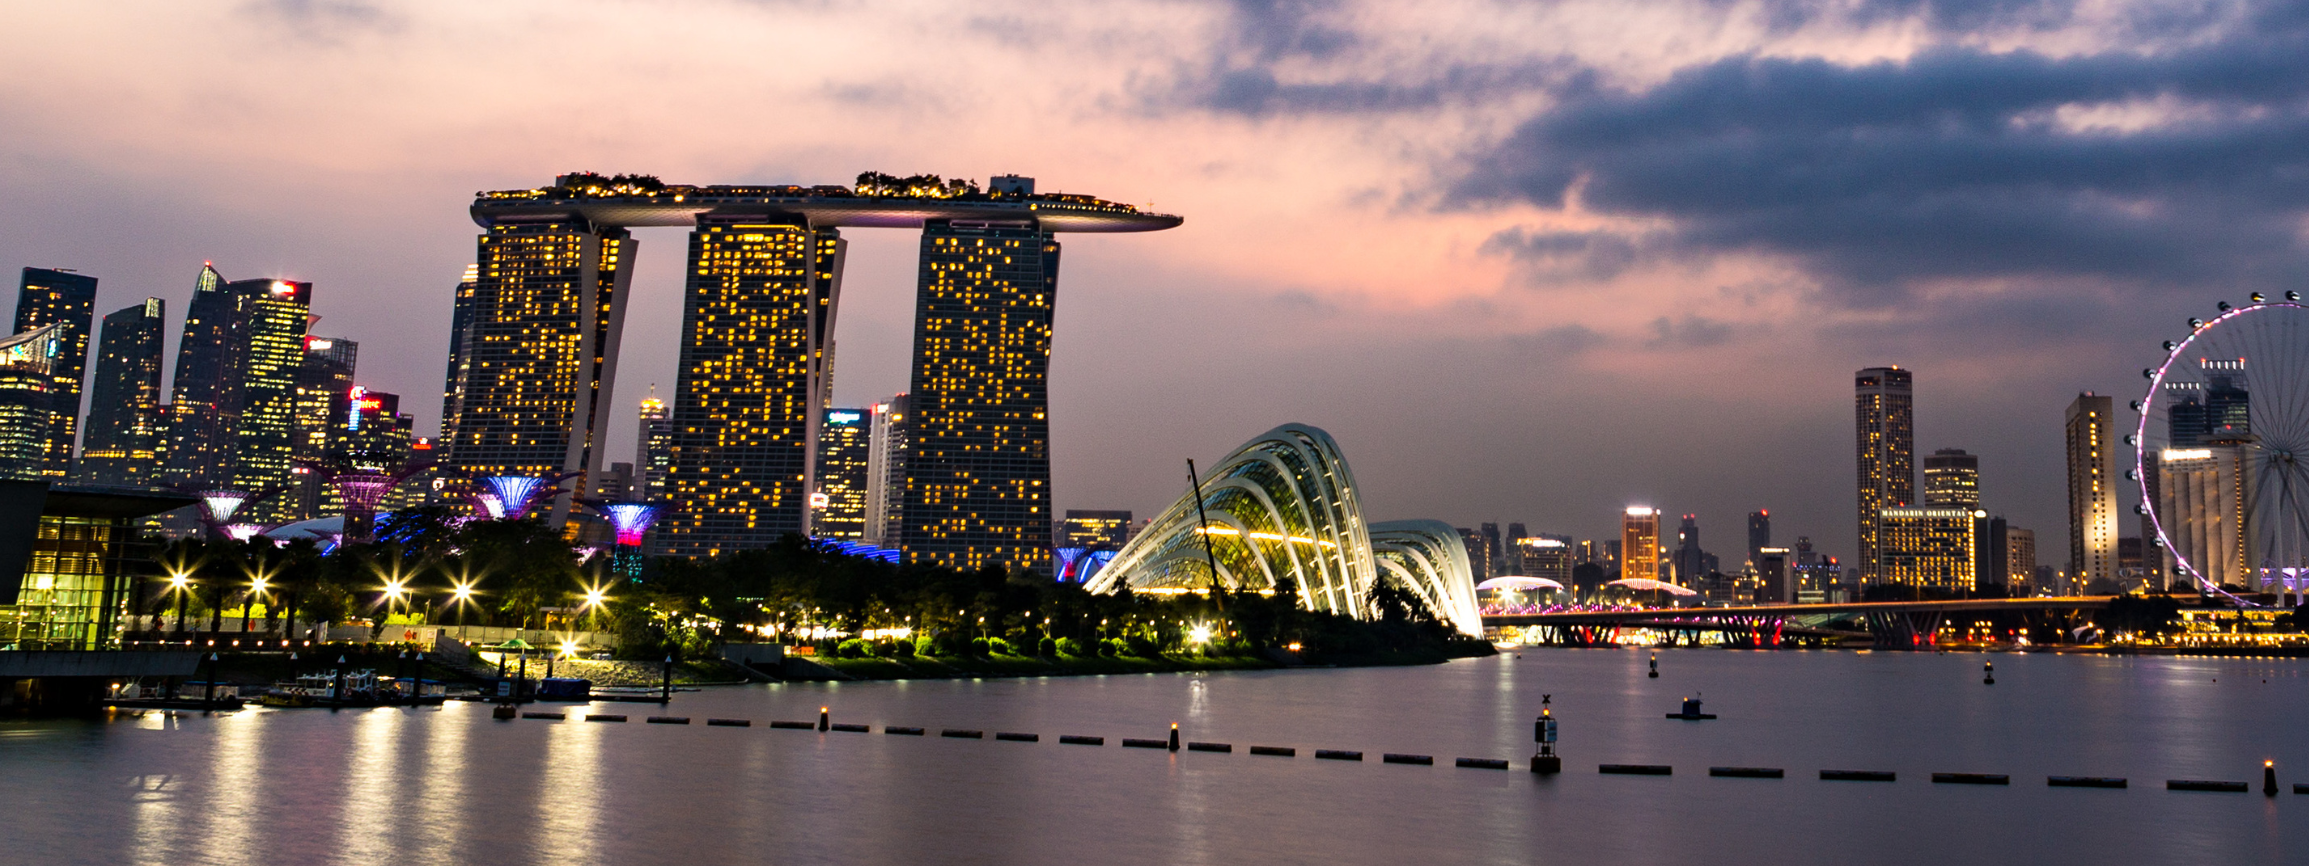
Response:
[1188,624,1212,644]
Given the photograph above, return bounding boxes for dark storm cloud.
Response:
[1165,0,1578,115]
[1455,2,2309,304]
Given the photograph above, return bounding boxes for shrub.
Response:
[1125,636,1159,657]
[1100,637,1125,657]
[986,637,1012,656]
[916,636,939,657]
[1037,637,1058,657]
[1056,637,1086,657]
[895,640,917,658]
[871,640,897,658]
[970,636,991,657]
[837,638,870,659]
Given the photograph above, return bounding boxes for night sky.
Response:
[5,1,2306,563]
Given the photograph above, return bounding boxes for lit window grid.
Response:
[657,223,822,555]
[898,227,1060,573]
[444,224,631,486]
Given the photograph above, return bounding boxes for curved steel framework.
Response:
[2136,296,2309,604]
[1088,424,1483,636]
[1369,520,1484,637]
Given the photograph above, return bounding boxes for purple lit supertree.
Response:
[583,499,672,580]
[329,462,431,544]
[469,473,576,522]
[184,486,288,542]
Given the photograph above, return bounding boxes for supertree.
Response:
[468,473,577,521]
[582,499,673,580]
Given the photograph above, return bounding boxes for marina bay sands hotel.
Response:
[440,173,1182,570]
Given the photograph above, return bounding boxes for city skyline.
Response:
[7,2,2304,562]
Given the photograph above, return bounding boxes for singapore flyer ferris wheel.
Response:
[2134,292,2309,605]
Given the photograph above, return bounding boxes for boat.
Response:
[1665,697,1717,720]
[259,670,445,708]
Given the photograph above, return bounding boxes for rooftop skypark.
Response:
[473,171,1181,232]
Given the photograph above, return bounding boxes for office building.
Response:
[439,220,636,525]
[2156,444,2251,590]
[1754,547,1791,603]
[814,407,872,539]
[1456,528,1490,581]
[1621,507,1661,583]
[1856,366,1916,582]
[1922,448,1980,508]
[0,482,195,650]
[161,264,244,488]
[1476,523,1503,577]
[1746,510,1770,571]
[0,325,66,480]
[288,335,358,519]
[1059,510,1133,551]
[1792,537,1841,601]
[897,220,1062,573]
[441,263,479,430]
[226,278,313,524]
[2065,392,2120,591]
[636,386,671,501]
[12,268,98,477]
[1517,537,1572,586]
[1981,515,2009,591]
[865,395,908,545]
[2166,359,2250,447]
[1672,514,1707,585]
[77,299,166,487]
[657,219,844,556]
[1877,506,1982,591]
[2006,528,2038,593]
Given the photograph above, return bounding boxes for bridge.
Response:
[1482,597,2114,650]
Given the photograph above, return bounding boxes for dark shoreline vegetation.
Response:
[148,506,1493,686]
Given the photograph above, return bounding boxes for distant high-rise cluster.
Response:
[0,264,419,534]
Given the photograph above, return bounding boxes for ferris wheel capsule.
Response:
[2162,341,2175,351]
[2134,503,2149,515]
[2289,291,2301,301]
[2190,317,2205,329]
[2252,293,2265,303]
[2125,468,2139,481]
[2219,301,2232,312]
[2124,433,2138,446]
[2130,399,2143,411]
[2144,368,2157,379]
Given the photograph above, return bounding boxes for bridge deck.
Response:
[1483,596,2112,627]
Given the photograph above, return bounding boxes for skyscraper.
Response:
[897,221,1061,573]
[1746,510,1770,571]
[1672,513,1706,585]
[162,263,245,489]
[12,268,98,477]
[813,407,872,539]
[1621,507,1661,583]
[1922,448,1981,508]
[439,220,635,524]
[227,278,314,524]
[289,335,357,519]
[656,218,842,555]
[456,172,1180,561]
[1457,527,1493,581]
[865,394,907,546]
[1855,366,1916,583]
[440,263,479,430]
[77,299,165,487]
[636,386,671,501]
[0,324,65,481]
[2065,392,2120,591]
[2005,527,2038,593]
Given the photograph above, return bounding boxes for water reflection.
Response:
[537,703,604,862]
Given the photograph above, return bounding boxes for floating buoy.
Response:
[1984,660,1995,685]
[1648,652,1659,679]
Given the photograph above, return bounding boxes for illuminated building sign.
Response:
[827,411,861,424]
[2163,448,2215,461]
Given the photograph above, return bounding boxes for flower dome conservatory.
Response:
[1086,424,1482,636]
